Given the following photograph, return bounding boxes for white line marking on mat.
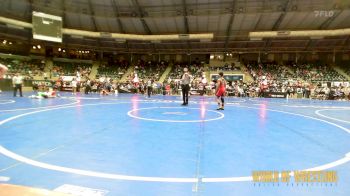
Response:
[315,108,350,124]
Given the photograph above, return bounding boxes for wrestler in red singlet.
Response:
[0,64,8,93]
[0,63,8,78]
[216,72,226,110]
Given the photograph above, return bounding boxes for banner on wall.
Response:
[262,92,287,98]
[210,74,243,82]
[61,76,75,81]
[332,82,349,87]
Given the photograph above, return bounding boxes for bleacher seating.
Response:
[246,63,294,82]
[208,62,241,72]
[168,63,204,81]
[134,60,167,81]
[342,66,350,78]
[0,54,348,100]
[52,61,92,77]
[97,60,129,80]
[0,57,45,79]
[288,63,347,82]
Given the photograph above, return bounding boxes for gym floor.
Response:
[0,92,349,196]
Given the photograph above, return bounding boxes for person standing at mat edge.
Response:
[12,73,23,97]
[216,72,226,110]
[181,68,191,106]
[147,78,153,98]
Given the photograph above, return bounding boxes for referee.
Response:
[181,68,191,106]
[12,73,23,97]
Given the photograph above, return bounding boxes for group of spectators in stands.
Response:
[0,57,45,80]
[168,62,204,81]
[222,80,349,100]
[1,56,350,100]
[243,62,349,100]
[51,62,92,77]
[96,60,129,80]
[208,62,241,72]
[121,60,349,100]
[133,60,167,81]
[289,63,347,82]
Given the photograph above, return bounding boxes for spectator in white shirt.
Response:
[71,78,77,95]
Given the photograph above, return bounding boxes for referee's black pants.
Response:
[147,86,152,98]
[84,85,91,94]
[182,84,190,105]
[13,84,23,97]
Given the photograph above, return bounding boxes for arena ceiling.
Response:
[0,0,350,54]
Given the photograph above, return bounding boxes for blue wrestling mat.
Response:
[0,92,349,196]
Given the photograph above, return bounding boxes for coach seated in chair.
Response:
[330,87,345,100]
[118,84,131,93]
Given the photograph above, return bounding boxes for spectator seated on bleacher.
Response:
[0,57,46,80]
[97,60,129,80]
[52,61,92,77]
[133,60,168,82]
[168,62,205,90]
[288,63,347,82]
[209,63,241,72]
